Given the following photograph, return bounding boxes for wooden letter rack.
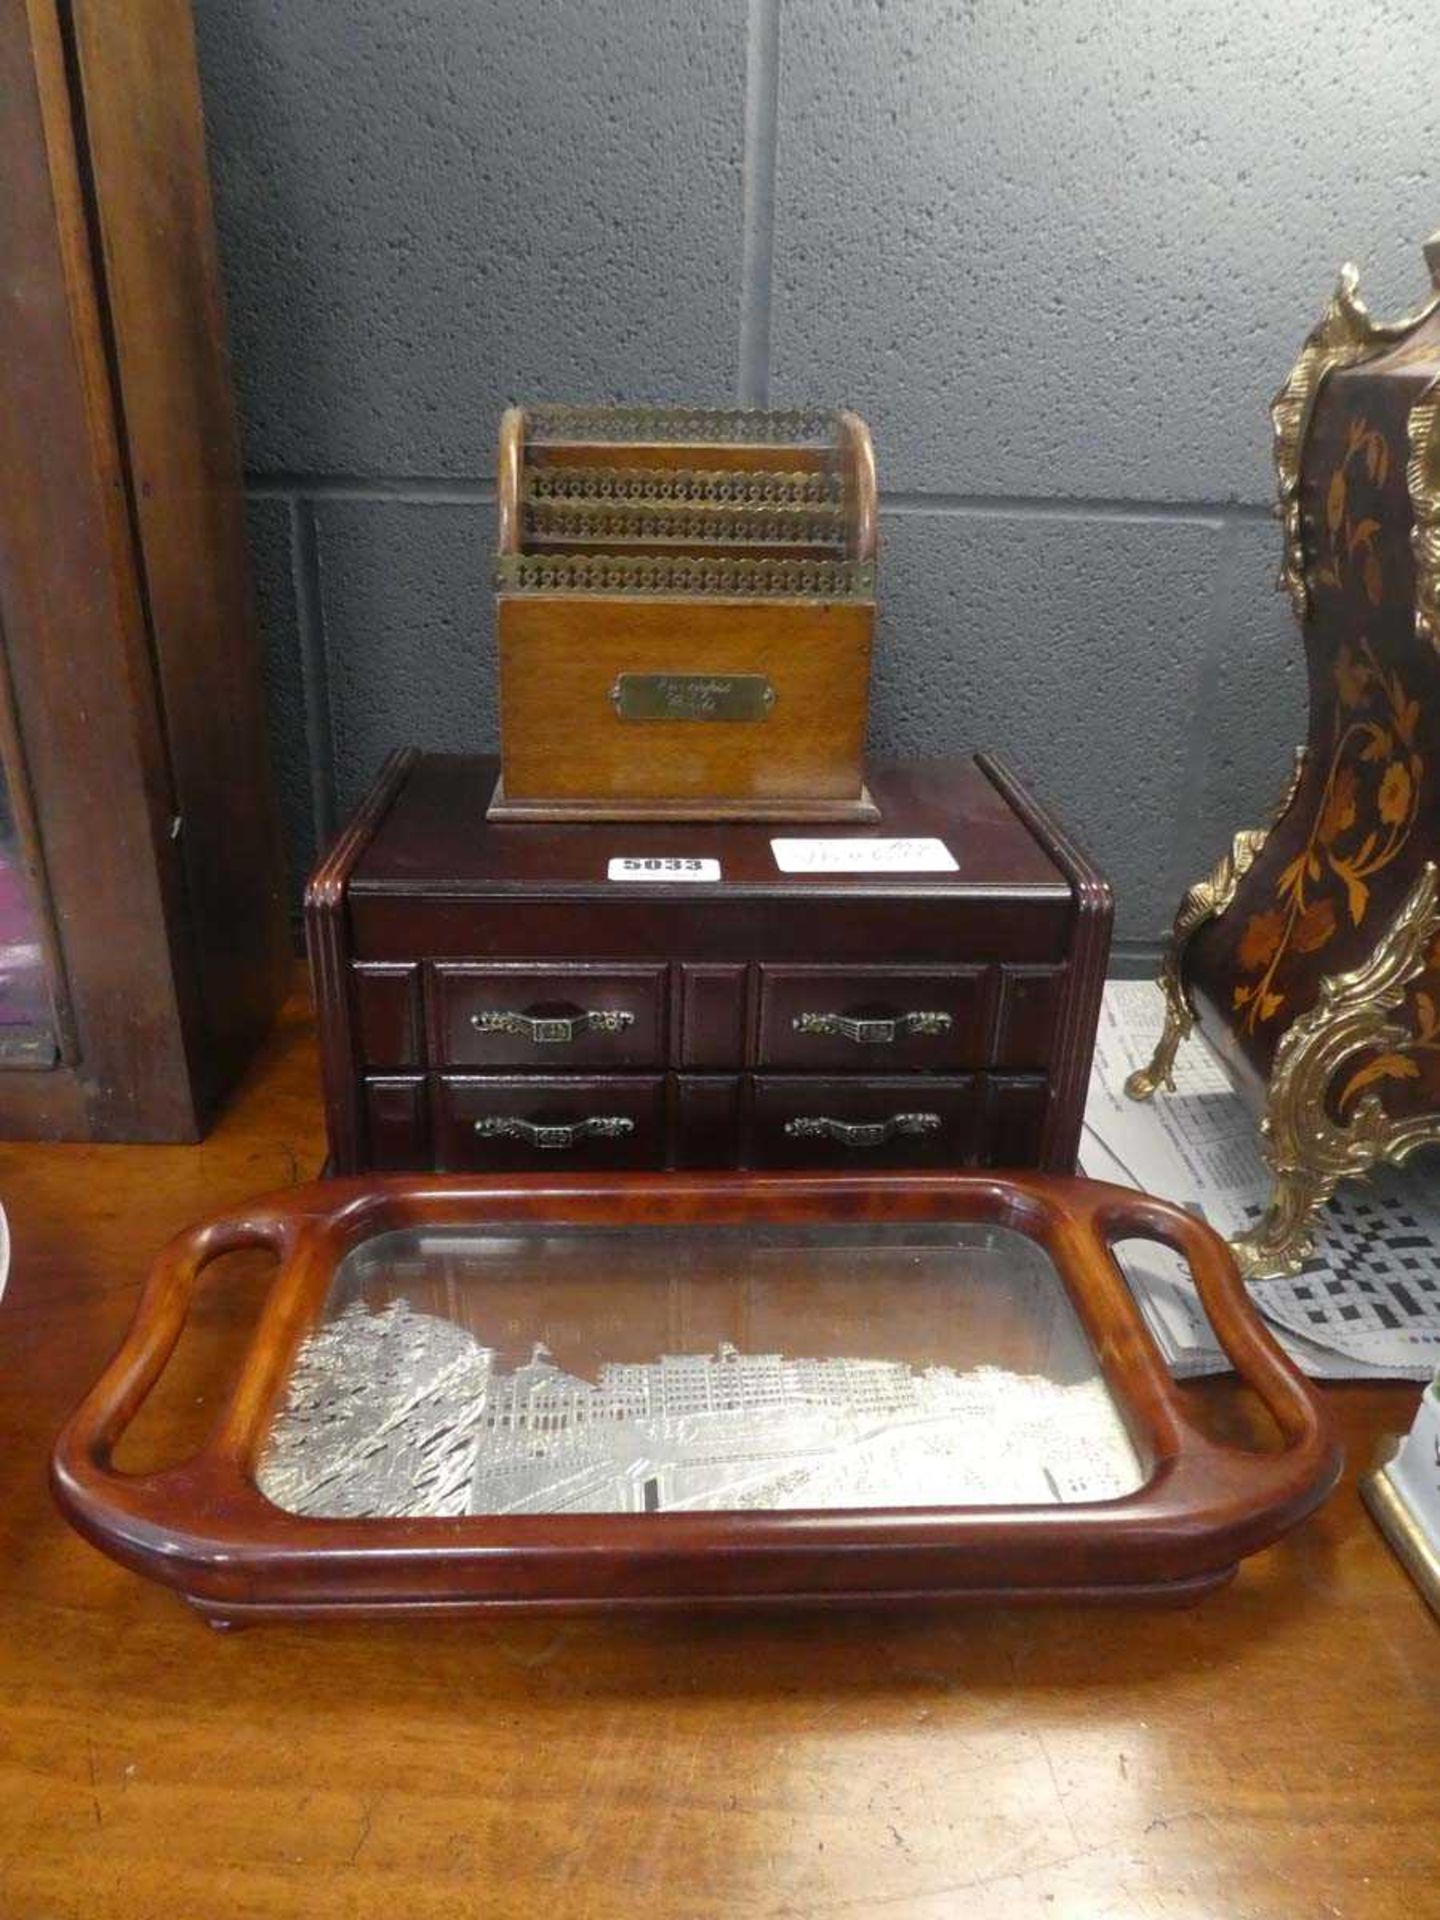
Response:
[490,405,879,822]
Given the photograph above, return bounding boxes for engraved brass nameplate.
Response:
[610,673,776,722]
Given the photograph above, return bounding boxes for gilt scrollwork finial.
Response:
[1409,376,1440,653]
[1271,255,1440,623]
[1272,266,1386,623]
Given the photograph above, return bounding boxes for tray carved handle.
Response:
[52,1208,297,1497]
[1078,1186,1341,1495]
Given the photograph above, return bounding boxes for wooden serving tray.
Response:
[52,1173,1341,1625]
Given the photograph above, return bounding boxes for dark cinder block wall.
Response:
[193,0,1439,958]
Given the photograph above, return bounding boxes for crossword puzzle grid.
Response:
[1243,1185,1440,1353]
[1095,982,1440,1369]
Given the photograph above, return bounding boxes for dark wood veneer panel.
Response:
[431,1075,665,1172]
[750,1076,983,1170]
[351,756,1070,895]
[362,1076,428,1170]
[349,895,1070,966]
[983,1076,1051,1168]
[429,962,667,1069]
[975,756,1112,1170]
[993,965,1065,1071]
[353,964,422,1068]
[305,749,417,1174]
[679,964,748,1069]
[673,1075,743,1167]
[757,964,995,1072]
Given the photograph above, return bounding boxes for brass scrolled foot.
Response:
[1229,863,1440,1285]
[1230,1168,1329,1281]
[1126,815,1288,1107]
[1125,987,1194,1102]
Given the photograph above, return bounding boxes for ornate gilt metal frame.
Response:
[521,464,848,552]
[1272,263,1440,621]
[1409,372,1440,651]
[1124,751,1304,1102]
[525,466,842,506]
[1129,237,1440,1279]
[1231,864,1440,1279]
[494,551,875,598]
[524,404,836,447]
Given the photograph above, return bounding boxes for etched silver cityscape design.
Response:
[255,1300,1144,1519]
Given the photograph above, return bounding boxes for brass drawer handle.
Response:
[472,1115,636,1150]
[792,1010,953,1045]
[783,1112,943,1148]
[469,1008,635,1045]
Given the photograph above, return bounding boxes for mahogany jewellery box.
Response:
[306,751,1113,1180]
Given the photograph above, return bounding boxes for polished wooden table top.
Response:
[2,991,1437,1919]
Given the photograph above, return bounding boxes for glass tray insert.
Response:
[256,1221,1149,1519]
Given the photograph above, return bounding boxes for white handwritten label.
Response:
[770,836,959,875]
[607,856,722,883]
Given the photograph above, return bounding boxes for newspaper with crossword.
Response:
[1081,981,1440,1380]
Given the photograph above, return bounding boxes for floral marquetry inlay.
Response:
[1269,265,1440,622]
[1312,415,1391,607]
[1346,934,1440,1113]
[1233,638,1424,1033]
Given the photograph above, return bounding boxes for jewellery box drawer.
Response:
[430,963,666,1069]
[750,1076,983,1169]
[433,1076,664,1171]
[757,965,993,1072]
